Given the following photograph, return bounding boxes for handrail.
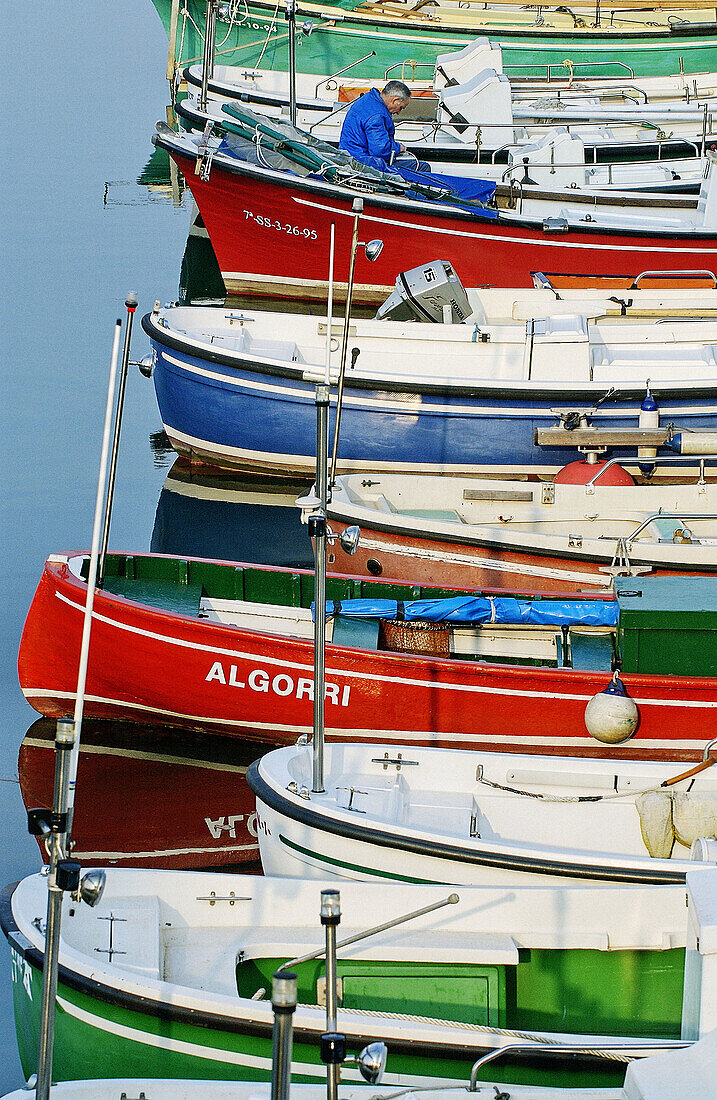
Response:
[468,1040,691,1085]
[314,51,377,97]
[630,268,717,288]
[383,59,435,80]
[279,893,459,971]
[625,511,717,544]
[585,453,717,490]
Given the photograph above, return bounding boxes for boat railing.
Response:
[622,510,717,544]
[384,59,436,81]
[631,268,717,288]
[587,454,717,495]
[313,51,378,97]
[467,1039,692,1085]
[506,60,635,83]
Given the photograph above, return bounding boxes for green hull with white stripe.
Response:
[151,0,717,78]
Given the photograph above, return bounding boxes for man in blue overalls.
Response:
[339,80,430,173]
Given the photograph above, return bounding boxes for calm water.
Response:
[1,1,312,1087]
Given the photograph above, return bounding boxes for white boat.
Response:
[180,40,717,182]
[1,868,712,1088]
[324,463,717,592]
[178,93,707,203]
[248,743,717,885]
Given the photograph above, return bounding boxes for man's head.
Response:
[381,80,411,115]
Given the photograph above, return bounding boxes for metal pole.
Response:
[311,385,329,794]
[310,227,336,793]
[330,199,362,486]
[98,294,138,585]
[286,0,297,126]
[282,893,460,971]
[200,0,217,113]
[321,889,341,1100]
[35,720,76,1100]
[167,0,181,85]
[271,970,297,1100]
[65,320,123,841]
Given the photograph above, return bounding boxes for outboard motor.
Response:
[376,261,472,323]
[437,69,513,148]
[433,38,504,89]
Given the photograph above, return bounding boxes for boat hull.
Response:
[1,871,692,1087]
[17,554,717,761]
[144,310,717,479]
[163,142,717,303]
[151,0,717,78]
[249,744,716,886]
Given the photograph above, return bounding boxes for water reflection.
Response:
[151,457,314,566]
[20,718,264,872]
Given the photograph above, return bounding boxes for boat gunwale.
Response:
[40,552,717,693]
[325,492,717,569]
[154,127,717,242]
[206,0,717,40]
[141,311,717,403]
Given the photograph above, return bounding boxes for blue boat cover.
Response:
[394,166,498,218]
[316,595,618,626]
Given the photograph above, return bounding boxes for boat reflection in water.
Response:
[19,718,264,871]
[151,457,314,567]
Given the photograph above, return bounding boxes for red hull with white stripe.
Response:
[17,554,717,762]
[165,142,717,296]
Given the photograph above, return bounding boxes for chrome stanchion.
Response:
[272,969,298,1100]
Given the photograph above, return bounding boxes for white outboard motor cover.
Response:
[507,128,586,189]
[376,261,472,323]
[437,69,513,148]
[433,38,503,89]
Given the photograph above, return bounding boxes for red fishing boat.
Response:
[19,718,261,870]
[154,121,717,301]
[17,551,717,762]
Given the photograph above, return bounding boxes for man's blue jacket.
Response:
[339,88,401,172]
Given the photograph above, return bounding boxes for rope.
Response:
[255,0,281,67]
[335,1004,638,1058]
[476,756,715,805]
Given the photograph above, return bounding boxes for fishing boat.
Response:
[152,115,717,300]
[140,282,717,477]
[2,866,712,1085]
[178,96,706,201]
[249,740,717,884]
[18,551,717,760]
[322,462,717,592]
[19,718,262,870]
[177,54,717,191]
[181,44,717,122]
[151,0,717,80]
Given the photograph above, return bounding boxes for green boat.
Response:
[151,0,717,80]
[4,868,714,1088]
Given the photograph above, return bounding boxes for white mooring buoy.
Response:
[584,671,639,744]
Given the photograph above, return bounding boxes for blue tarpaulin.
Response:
[394,166,498,217]
[314,596,618,627]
